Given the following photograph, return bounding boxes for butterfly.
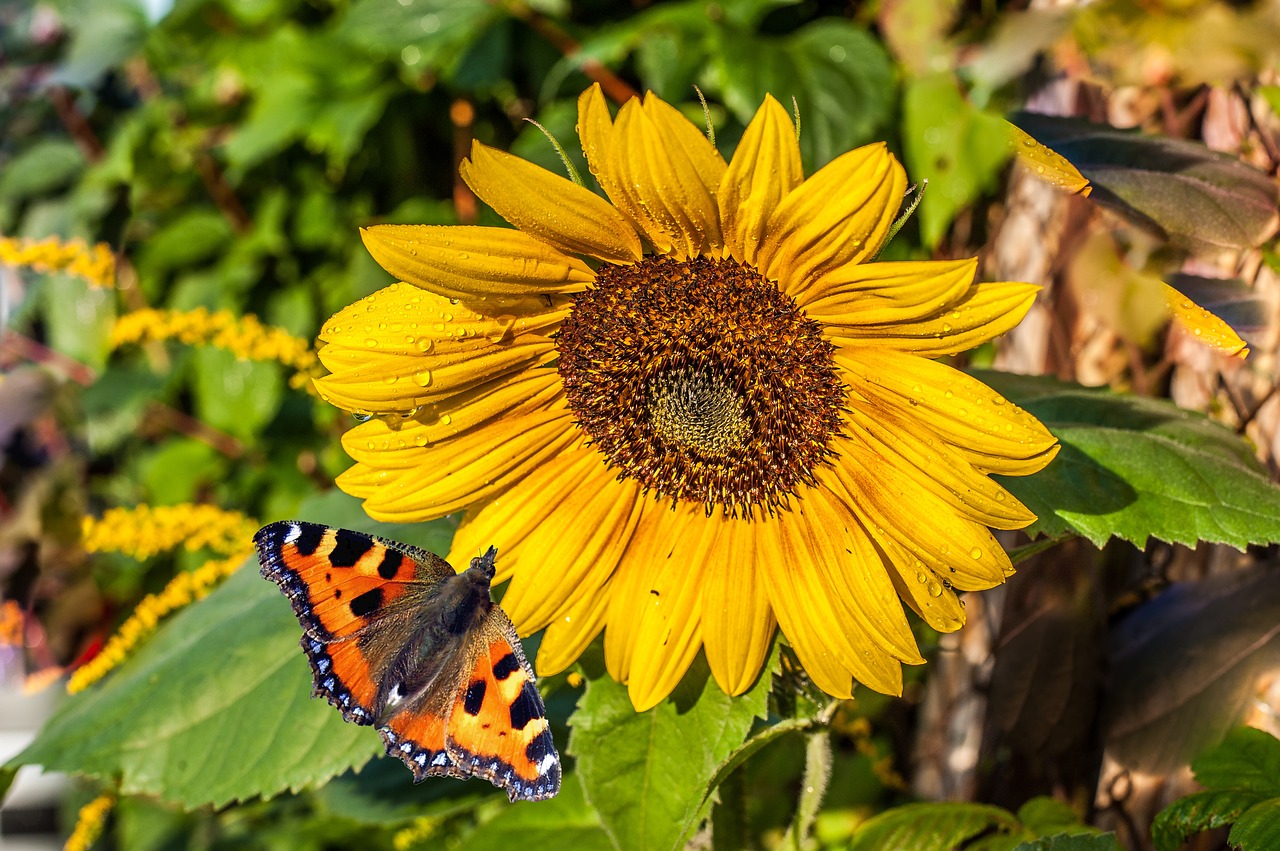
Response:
[254,521,561,802]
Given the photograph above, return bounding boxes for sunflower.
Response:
[315,85,1058,711]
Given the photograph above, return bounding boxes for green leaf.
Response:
[314,758,494,826]
[191,347,283,441]
[982,373,1280,549]
[1012,834,1122,851]
[338,0,499,76]
[464,777,612,851]
[848,802,1021,851]
[716,19,895,170]
[51,0,149,88]
[1011,113,1279,251]
[903,73,1010,247]
[1153,790,1260,851]
[0,141,85,201]
[568,651,775,851]
[40,275,116,370]
[1103,570,1280,773]
[6,491,457,808]
[1193,727,1280,795]
[1017,797,1086,835]
[138,209,233,276]
[1230,798,1280,851]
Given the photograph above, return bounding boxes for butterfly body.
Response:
[254,521,561,802]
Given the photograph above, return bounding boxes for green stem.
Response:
[782,727,833,851]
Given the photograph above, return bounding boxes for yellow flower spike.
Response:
[1163,283,1249,358]
[109,308,324,391]
[63,793,115,851]
[68,551,249,693]
[0,235,116,288]
[392,816,441,850]
[329,86,1059,710]
[1005,122,1092,196]
[82,504,260,559]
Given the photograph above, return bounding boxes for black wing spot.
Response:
[509,682,544,730]
[492,652,520,681]
[330,529,374,567]
[525,729,555,764]
[334,589,343,600]
[294,524,324,556]
[349,588,383,617]
[463,679,486,716]
[377,549,404,579]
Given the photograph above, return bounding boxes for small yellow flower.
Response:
[64,794,115,851]
[69,552,248,693]
[0,236,115,287]
[110,308,323,391]
[82,504,259,560]
[318,86,1059,710]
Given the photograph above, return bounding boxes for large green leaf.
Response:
[716,19,895,170]
[1013,835,1122,851]
[982,372,1280,549]
[1153,790,1260,851]
[190,347,283,442]
[1231,798,1280,851]
[1011,113,1279,251]
[6,491,457,808]
[1192,726,1280,795]
[568,651,775,851]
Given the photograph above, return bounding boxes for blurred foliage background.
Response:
[2,0,1280,849]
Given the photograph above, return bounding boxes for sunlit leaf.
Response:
[985,373,1280,550]
[848,802,1022,851]
[1011,113,1279,250]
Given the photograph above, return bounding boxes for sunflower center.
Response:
[557,255,844,517]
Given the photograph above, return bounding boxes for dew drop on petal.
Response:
[413,370,433,387]
[970,547,982,559]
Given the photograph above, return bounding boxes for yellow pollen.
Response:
[647,366,750,458]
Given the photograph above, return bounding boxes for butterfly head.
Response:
[467,546,497,582]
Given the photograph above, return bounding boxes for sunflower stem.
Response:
[1007,532,1074,565]
[710,761,750,850]
[524,118,586,187]
[781,726,833,851]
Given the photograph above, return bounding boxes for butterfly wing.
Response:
[254,521,454,724]
[443,608,561,801]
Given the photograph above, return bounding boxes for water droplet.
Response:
[354,412,373,422]
[414,371,433,387]
[440,414,452,426]
[364,338,377,348]
[915,570,927,584]
[970,547,982,559]
[416,336,434,353]
[927,581,944,598]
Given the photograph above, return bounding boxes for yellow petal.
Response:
[1007,122,1091,197]
[497,461,645,633]
[832,281,1039,356]
[835,348,1059,475]
[360,224,593,300]
[1163,283,1249,358]
[536,581,611,676]
[758,144,905,297]
[641,94,726,210]
[801,258,977,322]
[603,502,684,685]
[337,409,577,522]
[315,285,564,413]
[577,83,616,186]
[627,511,709,711]
[460,140,642,264]
[607,98,724,258]
[834,433,1013,592]
[842,405,1036,530]
[719,95,803,266]
[860,523,968,632]
[804,482,924,666]
[701,517,776,697]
